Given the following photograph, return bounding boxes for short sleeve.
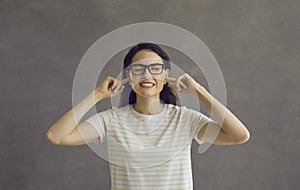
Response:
[183,106,213,144]
[84,109,113,144]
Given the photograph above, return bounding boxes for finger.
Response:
[112,83,120,93]
[166,80,175,87]
[121,77,130,84]
[116,85,125,94]
[165,77,176,83]
[117,85,125,93]
[179,80,187,89]
[166,77,177,88]
[110,79,118,90]
[113,83,124,93]
[174,83,181,91]
[175,79,182,91]
[107,79,114,91]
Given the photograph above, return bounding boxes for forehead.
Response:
[131,50,163,65]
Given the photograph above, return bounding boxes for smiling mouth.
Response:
[139,82,155,88]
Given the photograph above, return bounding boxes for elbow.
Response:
[235,131,251,144]
[45,131,61,145]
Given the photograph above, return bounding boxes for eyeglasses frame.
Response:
[126,63,166,75]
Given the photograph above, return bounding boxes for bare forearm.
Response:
[46,90,103,143]
[194,84,250,142]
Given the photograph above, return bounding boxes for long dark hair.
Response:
[120,42,179,107]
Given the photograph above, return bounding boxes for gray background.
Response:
[1,0,299,189]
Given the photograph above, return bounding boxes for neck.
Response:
[133,96,164,115]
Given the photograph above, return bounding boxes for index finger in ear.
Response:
[121,77,130,84]
[165,77,176,82]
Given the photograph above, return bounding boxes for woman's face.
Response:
[127,50,170,99]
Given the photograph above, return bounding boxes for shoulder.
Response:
[94,105,128,118]
[110,104,131,116]
[90,105,129,123]
[171,105,207,120]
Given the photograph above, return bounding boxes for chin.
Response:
[135,92,158,98]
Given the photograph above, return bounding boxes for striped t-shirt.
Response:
[85,103,212,190]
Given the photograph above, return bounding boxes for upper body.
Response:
[46,42,250,190]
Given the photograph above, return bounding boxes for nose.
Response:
[142,67,152,78]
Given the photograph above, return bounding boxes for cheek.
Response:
[129,73,141,85]
[156,81,165,90]
[152,74,165,81]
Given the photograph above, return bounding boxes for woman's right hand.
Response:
[94,76,130,100]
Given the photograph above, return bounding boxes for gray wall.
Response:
[1,0,299,189]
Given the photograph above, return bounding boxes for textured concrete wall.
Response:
[1,0,299,189]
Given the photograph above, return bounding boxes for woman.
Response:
[46,43,250,189]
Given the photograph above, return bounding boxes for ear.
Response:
[164,69,170,83]
[125,70,130,79]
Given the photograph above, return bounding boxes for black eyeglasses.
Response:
[127,63,165,75]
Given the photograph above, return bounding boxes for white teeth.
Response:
[140,83,154,87]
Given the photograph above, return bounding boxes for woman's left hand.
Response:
[166,73,202,96]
